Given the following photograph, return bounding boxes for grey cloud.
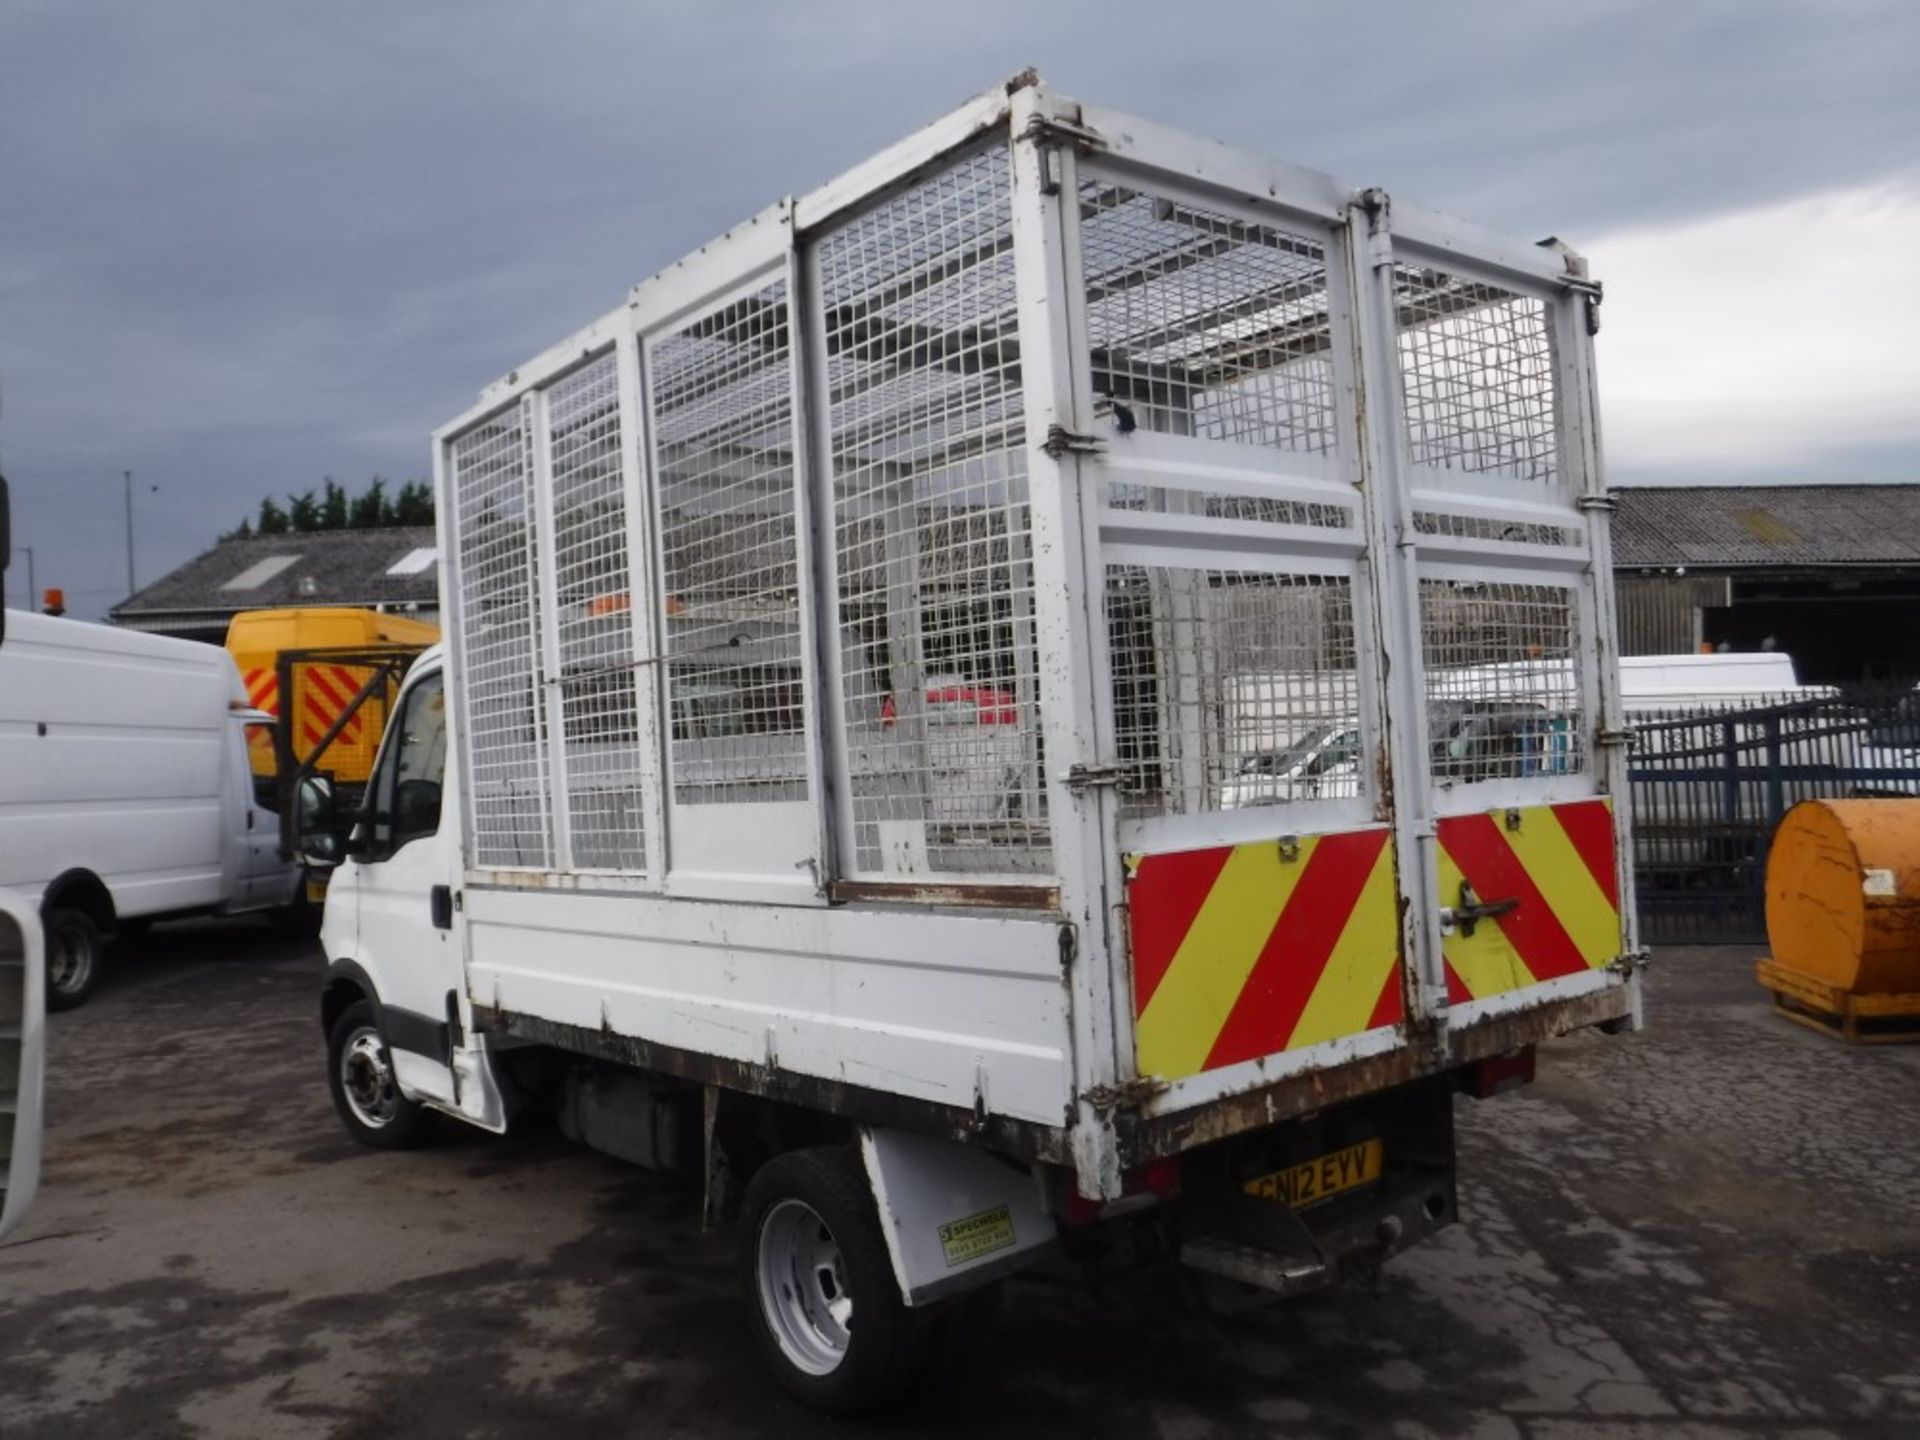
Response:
[3,0,1915,614]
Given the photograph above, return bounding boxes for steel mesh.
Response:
[450,403,552,867]
[548,354,647,869]
[817,143,1047,876]
[1395,265,1559,484]
[1421,579,1587,783]
[1107,567,1361,816]
[649,281,808,806]
[1412,510,1581,547]
[1080,183,1337,458]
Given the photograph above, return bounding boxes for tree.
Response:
[392,480,434,526]
[321,478,349,531]
[349,478,389,529]
[228,476,431,542]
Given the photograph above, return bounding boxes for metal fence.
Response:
[1630,689,1920,943]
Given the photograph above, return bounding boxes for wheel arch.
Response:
[41,869,116,930]
[321,958,380,1038]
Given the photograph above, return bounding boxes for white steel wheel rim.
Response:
[340,1028,399,1129]
[49,923,92,995]
[756,1198,853,1376]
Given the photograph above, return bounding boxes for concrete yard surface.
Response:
[3,925,1919,1439]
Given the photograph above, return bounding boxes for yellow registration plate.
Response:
[1243,1138,1383,1209]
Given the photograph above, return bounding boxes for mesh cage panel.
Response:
[650,280,808,805]
[451,403,552,867]
[1412,510,1581,547]
[548,354,647,869]
[1395,265,1559,484]
[817,143,1047,877]
[1421,579,1586,783]
[1080,183,1337,465]
[1107,568,1361,817]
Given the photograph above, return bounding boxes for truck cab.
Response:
[314,650,505,1139]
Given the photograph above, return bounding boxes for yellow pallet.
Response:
[1756,958,1920,1046]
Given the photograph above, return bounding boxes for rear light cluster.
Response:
[1059,1156,1181,1226]
[1458,1045,1536,1099]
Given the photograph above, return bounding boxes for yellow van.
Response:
[226,608,439,783]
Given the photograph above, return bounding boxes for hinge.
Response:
[1356,186,1394,270]
[1041,424,1104,459]
[1596,728,1636,750]
[1020,111,1106,154]
[1062,761,1126,795]
[1608,948,1652,976]
[1577,492,1618,514]
[1083,1076,1167,1113]
[1020,112,1105,196]
[1574,279,1604,336]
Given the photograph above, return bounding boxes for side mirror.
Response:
[296,776,345,866]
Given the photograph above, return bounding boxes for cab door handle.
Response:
[430,885,453,930]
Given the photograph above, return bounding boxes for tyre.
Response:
[326,999,437,1150]
[739,1147,929,1415]
[43,907,105,1012]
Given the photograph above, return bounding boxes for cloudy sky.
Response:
[3,0,1916,617]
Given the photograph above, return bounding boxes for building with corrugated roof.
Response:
[108,527,439,643]
[1613,484,1920,684]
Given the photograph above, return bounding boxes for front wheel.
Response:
[44,908,105,1012]
[326,999,437,1149]
[739,1147,928,1415]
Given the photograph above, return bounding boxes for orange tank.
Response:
[1765,799,1920,994]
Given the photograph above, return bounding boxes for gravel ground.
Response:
[3,923,1919,1439]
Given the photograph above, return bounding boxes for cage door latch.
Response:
[1441,880,1518,938]
[1063,762,1126,796]
[1041,424,1105,459]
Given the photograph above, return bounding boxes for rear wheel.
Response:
[43,907,104,1012]
[326,999,436,1149]
[739,1147,928,1415]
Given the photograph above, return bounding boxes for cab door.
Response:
[347,665,464,1107]
[229,716,290,909]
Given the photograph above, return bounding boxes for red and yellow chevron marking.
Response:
[1127,827,1403,1082]
[243,667,279,714]
[1435,798,1621,1006]
[300,664,368,752]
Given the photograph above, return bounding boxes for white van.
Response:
[0,610,307,1009]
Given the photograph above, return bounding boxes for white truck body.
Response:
[318,75,1641,1405]
[0,611,301,933]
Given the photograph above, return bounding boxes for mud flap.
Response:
[859,1126,1055,1306]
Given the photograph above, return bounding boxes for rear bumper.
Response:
[1180,1167,1455,1296]
[1120,978,1635,1168]
[1173,1077,1459,1297]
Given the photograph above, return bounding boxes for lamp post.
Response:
[123,470,136,595]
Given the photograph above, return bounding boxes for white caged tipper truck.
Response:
[310,73,1644,1413]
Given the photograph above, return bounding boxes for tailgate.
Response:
[1062,155,1637,1122]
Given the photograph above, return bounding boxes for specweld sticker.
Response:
[937,1204,1015,1268]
